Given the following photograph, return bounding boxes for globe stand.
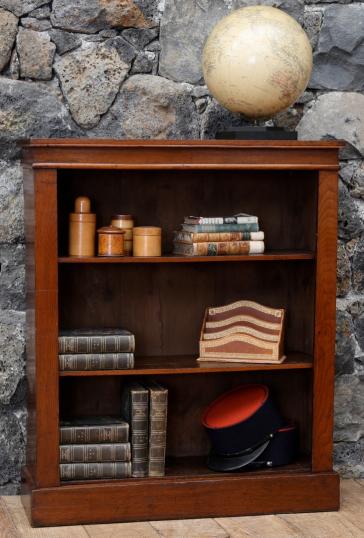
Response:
[215,126,297,141]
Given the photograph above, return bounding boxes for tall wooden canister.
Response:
[69,196,96,257]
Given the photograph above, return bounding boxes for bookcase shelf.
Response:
[22,139,342,527]
[59,353,313,377]
[58,251,315,263]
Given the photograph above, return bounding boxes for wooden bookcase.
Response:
[22,139,342,527]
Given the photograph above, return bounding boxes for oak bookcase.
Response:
[22,139,342,527]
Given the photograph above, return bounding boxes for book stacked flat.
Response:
[59,417,131,480]
[173,214,265,256]
[58,328,135,371]
[198,300,286,364]
[121,380,168,478]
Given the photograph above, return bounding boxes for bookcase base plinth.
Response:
[22,468,339,527]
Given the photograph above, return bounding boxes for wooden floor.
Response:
[0,479,363,537]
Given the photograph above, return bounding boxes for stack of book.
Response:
[59,416,131,480]
[173,213,265,256]
[198,300,286,364]
[121,380,168,478]
[58,328,135,371]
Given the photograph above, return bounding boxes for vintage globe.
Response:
[202,6,313,119]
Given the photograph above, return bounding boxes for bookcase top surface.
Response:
[21,138,343,171]
[22,138,345,148]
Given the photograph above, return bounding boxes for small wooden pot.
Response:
[133,227,162,257]
[97,226,125,256]
[111,214,134,256]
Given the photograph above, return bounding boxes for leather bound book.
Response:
[143,381,168,477]
[60,443,131,463]
[60,462,132,481]
[59,353,134,371]
[174,230,265,243]
[121,382,149,478]
[58,328,135,354]
[173,240,265,256]
[60,417,129,444]
[198,300,285,363]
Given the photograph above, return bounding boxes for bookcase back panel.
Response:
[57,169,318,255]
[59,261,315,357]
[59,370,312,460]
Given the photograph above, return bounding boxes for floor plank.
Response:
[216,514,301,537]
[279,511,361,537]
[2,496,89,538]
[0,497,19,538]
[150,518,229,538]
[84,522,161,538]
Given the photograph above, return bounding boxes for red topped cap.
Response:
[202,384,268,429]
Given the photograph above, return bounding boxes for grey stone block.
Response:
[0,8,18,73]
[92,74,200,140]
[310,4,364,91]
[50,29,82,55]
[0,310,25,405]
[337,242,351,298]
[0,244,25,311]
[17,27,55,80]
[334,438,364,477]
[51,0,153,34]
[0,0,49,17]
[297,92,364,159]
[336,309,355,375]
[0,160,24,244]
[0,408,26,485]
[0,77,82,160]
[55,41,130,129]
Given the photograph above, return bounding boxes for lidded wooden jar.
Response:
[133,227,162,257]
[97,226,125,256]
[69,196,96,257]
[111,214,134,256]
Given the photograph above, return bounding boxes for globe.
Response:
[202,6,313,119]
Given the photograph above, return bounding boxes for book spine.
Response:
[186,216,257,224]
[60,443,131,463]
[148,388,168,477]
[131,390,149,478]
[174,241,265,256]
[174,230,264,243]
[59,353,134,371]
[60,423,129,444]
[58,334,135,354]
[183,223,259,233]
[60,462,132,480]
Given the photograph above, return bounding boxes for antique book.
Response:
[59,353,134,371]
[143,381,168,477]
[174,230,264,243]
[182,223,259,233]
[60,462,132,480]
[121,382,149,478]
[60,443,131,463]
[58,328,135,354]
[173,240,265,256]
[184,213,258,225]
[198,300,285,363]
[60,417,129,444]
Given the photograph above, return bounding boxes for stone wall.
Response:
[0,0,363,492]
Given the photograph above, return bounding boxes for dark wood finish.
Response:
[59,251,315,263]
[312,171,339,472]
[59,353,313,376]
[22,139,341,526]
[27,469,339,527]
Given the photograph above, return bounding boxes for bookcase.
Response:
[22,139,342,527]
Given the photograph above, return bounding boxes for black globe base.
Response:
[215,126,298,140]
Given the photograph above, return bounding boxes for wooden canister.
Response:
[97,226,125,256]
[133,227,162,257]
[69,196,96,257]
[111,214,134,256]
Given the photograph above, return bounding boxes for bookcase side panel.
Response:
[312,169,338,472]
[33,168,60,487]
